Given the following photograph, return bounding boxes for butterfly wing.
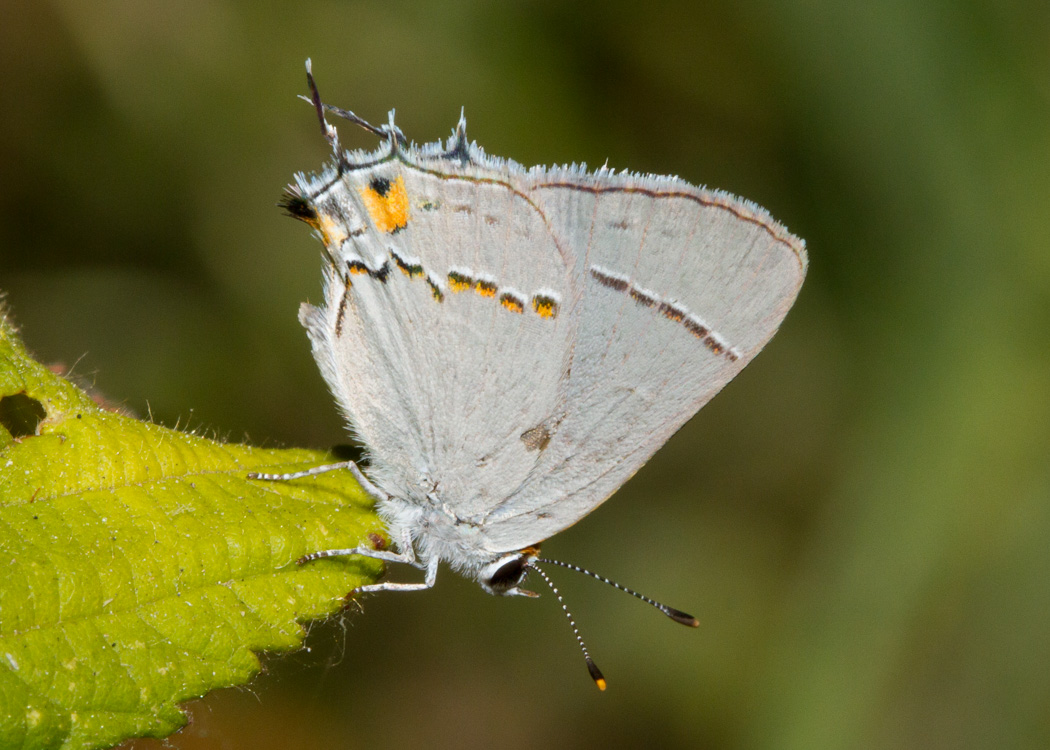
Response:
[477,169,807,552]
[292,129,805,556]
[294,143,579,514]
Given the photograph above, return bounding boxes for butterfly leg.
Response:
[352,555,438,594]
[300,525,418,567]
[248,459,387,504]
[250,461,436,591]
[303,526,438,594]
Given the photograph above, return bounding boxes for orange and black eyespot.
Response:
[474,278,498,298]
[448,270,474,292]
[359,175,409,234]
[393,252,424,278]
[531,294,559,319]
[499,291,525,314]
[426,277,445,302]
[346,259,390,283]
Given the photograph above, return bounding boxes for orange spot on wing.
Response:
[318,215,348,247]
[448,271,473,293]
[359,175,409,234]
[532,295,559,319]
[500,294,524,313]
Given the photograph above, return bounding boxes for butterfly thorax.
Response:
[374,490,539,597]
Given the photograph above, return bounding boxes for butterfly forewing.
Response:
[299,152,578,514]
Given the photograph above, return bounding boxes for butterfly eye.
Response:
[480,554,528,595]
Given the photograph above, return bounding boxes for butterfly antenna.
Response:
[303,59,340,153]
[301,60,406,147]
[526,562,606,691]
[536,558,699,627]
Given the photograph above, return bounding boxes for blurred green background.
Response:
[2,1,1048,748]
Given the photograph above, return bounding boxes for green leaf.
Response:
[0,303,385,750]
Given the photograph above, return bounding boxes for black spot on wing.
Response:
[369,176,391,196]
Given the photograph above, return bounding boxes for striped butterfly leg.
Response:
[248,459,436,592]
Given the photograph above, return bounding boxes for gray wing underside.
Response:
[477,174,807,552]
[298,151,805,555]
[301,161,577,514]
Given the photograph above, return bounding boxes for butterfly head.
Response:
[478,546,541,597]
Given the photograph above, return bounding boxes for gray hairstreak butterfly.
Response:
[251,60,807,689]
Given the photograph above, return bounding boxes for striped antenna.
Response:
[536,558,699,627]
[526,563,606,691]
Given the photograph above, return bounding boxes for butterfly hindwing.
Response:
[477,171,807,551]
